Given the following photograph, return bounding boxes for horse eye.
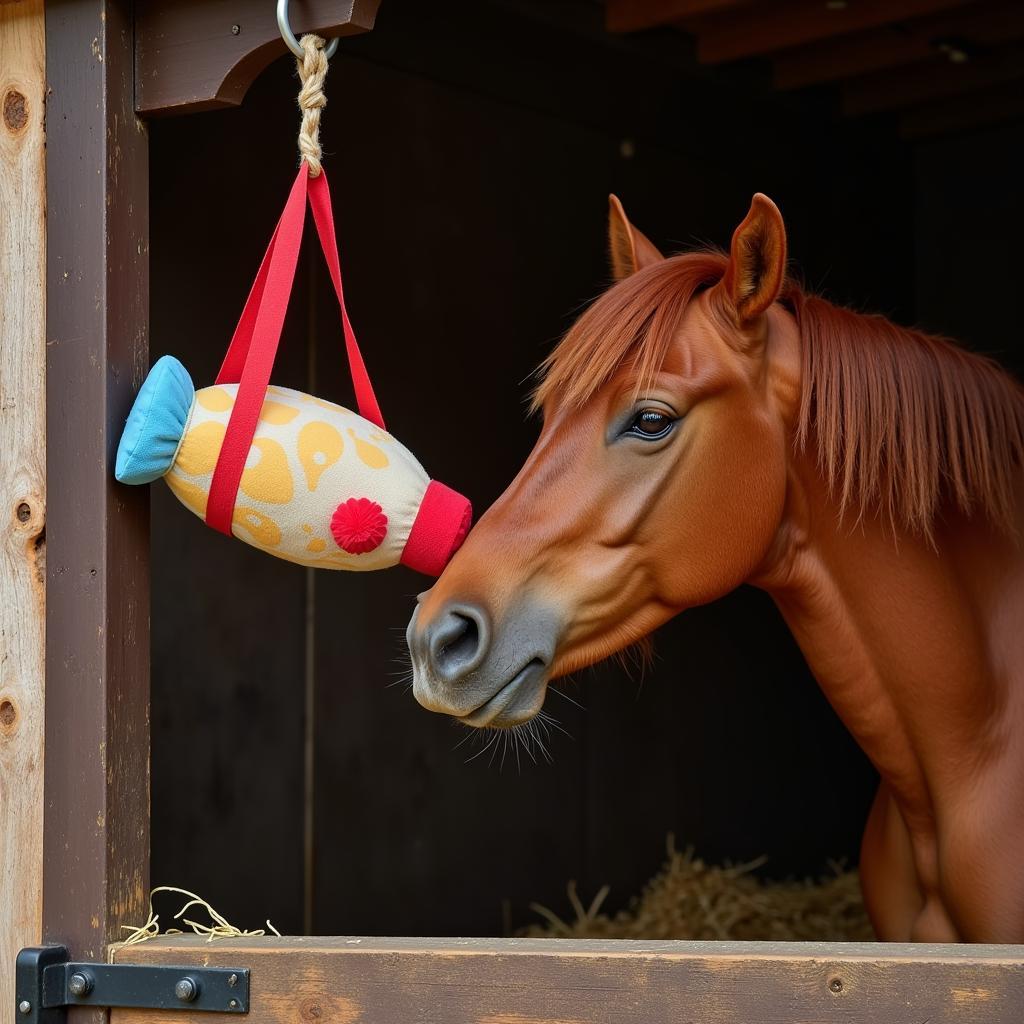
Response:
[628,410,675,439]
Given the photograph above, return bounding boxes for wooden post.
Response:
[0,0,46,1015]
[43,0,151,994]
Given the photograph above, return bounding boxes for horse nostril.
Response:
[428,605,489,681]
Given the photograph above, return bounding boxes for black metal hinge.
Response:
[15,947,250,1023]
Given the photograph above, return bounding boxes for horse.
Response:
[405,193,1024,943]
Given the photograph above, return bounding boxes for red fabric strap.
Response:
[307,171,384,429]
[206,164,384,535]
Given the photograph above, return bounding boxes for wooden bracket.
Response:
[135,0,381,117]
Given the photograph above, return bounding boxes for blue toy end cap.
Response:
[115,355,195,485]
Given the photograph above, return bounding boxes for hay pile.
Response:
[523,841,873,941]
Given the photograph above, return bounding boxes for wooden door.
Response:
[7,7,1023,1024]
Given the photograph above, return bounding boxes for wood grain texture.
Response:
[147,62,313,934]
[134,0,380,116]
[606,0,748,33]
[773,0,1024,90]
[112,936,1024,1023]
[693,0,975,65]
[0,0,45,1015]
[43,0,150,1001]
[842,43,1024,116]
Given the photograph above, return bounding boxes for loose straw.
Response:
[115,886,280,958]
[296,34,329,176]
[524,838,873,942]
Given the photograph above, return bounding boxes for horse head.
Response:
[406,195,803,727]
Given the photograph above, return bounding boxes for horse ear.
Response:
[722,193,787,324]
[608,195,664,281]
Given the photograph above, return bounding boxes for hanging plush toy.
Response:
[115,33,470,575]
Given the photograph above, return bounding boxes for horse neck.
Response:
[753,456,1022,816]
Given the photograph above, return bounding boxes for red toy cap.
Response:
[400,480,472,576]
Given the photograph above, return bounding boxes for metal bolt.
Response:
[229,999,240,1010]
[228,973,238,987]
[829,977,844,994]
[68,972,94,997]
[175,977,200,1003]
[231,24,241,35]
[18,1000,31,1015]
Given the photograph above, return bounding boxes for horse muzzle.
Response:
[406,599,559,727]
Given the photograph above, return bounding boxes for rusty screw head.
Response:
[175,977,199,1003]
[68,972,94,997]
[231,24,241,35]
[829,977,844,994]
[229,998,240,1010]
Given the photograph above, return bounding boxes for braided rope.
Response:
[296,34,329,176]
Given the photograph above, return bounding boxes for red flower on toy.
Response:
[331,497,388,554]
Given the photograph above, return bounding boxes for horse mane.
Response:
[535,252,1024,535]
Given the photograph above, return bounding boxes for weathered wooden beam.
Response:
[606,0,748,34]
[135,0,380,117]
[900,81,1024,138]
[695,0,975,65]
[43,0,150,1002]
[0,0,46,1016]
[843,43,1024,116]
[774,0,1024,90]
[111,936,1024,1023]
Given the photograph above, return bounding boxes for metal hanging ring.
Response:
[277,0,340,60]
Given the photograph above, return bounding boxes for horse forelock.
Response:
[530,251,729,413]
[533,247,1024,537]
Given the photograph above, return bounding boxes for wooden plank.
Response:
[774,0,1024,90]
[134,0,380,116]
[843,43,1024,115]
[146,62,312,935]
[606,0,750,34]
[693,0,975,65]
[900,81,1024,137]
[43,0,150,993]
[306,46,592,936]
[112,936,1024,1023]
[0,0,45,1016]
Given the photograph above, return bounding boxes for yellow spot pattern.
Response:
[299,394,352,414]
[233,506,282,547]
[260,400,301,425]
[177,421,226,477]
[240,437,293,504]
[196,387,234,412]
[306,538,327,553]
[348,429,389,469]
[299,421,344,490]
[166,473,209,517]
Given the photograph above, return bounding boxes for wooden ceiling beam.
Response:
[843,42,1024,115]
[773,0,1024,90]
[693,0,976,65]
[606,0,751,33]
[899,81,1024,138]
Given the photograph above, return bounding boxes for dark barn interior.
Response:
[148,0,1024,936]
